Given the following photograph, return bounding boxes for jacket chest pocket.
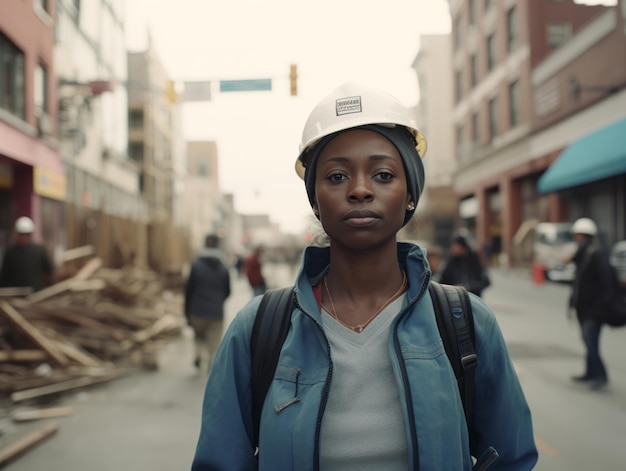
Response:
[258,365,327,469]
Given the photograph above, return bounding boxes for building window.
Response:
[547,23,572,50]
[507,6,518,53]
[456,125,465,161]
[129,110,144,128]
[471,111,479,146]
[470,55,477,88]
[488,97,498,142]
[0,33,25,119]
[509,80,520,128]
[468,0,476,27]
[34,63,50,135]
[486,34,496,71]
[455,70,463,103]
[198,156,208,177]
[454,15,462,50]
[129,143,144,162]
[34,63,48,113]
[485,0,493,10]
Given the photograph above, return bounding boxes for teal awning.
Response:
[537,117,626,194]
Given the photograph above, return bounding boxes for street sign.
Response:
[219,79,272,92]
[182,81,212,102]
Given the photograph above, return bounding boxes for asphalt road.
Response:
[2,263,625,470]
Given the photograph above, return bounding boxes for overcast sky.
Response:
[124,0,453,234]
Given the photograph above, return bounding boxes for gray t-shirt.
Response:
[320,295,408,470]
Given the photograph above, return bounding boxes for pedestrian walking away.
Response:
[184,234,231,372]
[439,232,491,297]
[0,216,53,292]
[191,82,537,470]
[244,246,267,296]
[567,217,614,390]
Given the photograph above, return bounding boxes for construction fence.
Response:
[64,204,192,274]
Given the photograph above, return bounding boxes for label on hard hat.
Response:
[336,96,362,116]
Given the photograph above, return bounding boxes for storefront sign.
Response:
[34,166,67,201]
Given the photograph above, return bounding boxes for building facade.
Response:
[55,0,146,223]
[410,34,457,251]
[0,0,65,260]
[184,141,221,253]
[128,39,177,223]
[448,0,609,266]
[533,2,626,247]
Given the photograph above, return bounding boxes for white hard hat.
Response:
[572,217,598,236]
[295,82,427,179]
[15,216,35,234]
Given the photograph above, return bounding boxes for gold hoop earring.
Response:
[407,201,415,211]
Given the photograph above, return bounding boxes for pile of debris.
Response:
[0,246,185,405]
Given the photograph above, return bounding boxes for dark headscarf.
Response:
[301,124,425,226]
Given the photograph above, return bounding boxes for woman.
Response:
[192,83,537,470]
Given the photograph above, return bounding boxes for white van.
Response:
[533,222,578,282]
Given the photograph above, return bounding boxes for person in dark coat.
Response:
[0,217,53,292]
[185,234,231,371]
[568,218,614,390]
[439,233,490,297]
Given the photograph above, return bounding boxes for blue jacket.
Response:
[192,243,538,470]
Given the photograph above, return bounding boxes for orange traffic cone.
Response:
[532,263,545,285]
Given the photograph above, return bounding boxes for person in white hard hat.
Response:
[0,217,53,292]
[192,83,537,470]
[568,217,613,390]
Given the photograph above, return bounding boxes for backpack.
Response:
[250,280,477,451]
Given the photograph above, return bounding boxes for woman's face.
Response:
[314,129,410,249]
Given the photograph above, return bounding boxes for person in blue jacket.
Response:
[192,83,538,470]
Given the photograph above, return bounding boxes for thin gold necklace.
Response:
[322,271,407,333]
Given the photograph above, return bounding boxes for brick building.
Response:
[0,0,65,261]
[448,0,615,266]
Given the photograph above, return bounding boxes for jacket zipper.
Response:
[393,272,430,471]
[293,295,333,471]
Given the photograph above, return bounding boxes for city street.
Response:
[3,262,626,470]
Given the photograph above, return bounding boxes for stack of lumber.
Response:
[0,248,185,403]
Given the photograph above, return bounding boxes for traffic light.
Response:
[289,64,297,96]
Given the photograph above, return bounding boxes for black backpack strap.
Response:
[429,281,477,440]
[250,287,294,452]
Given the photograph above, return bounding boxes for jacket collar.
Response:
[294,242,431,318]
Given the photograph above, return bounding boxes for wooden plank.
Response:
[24,257,102,305]
[0,350,46,362]
[132,315,181,343]
[40,308,127,341]
[0,287,34,297]
[23,279,73,305]
[11,373,118,403]
[0,302,68,366]
[73,257,103,281]
[62,245,95,263]
[68,279,107,292]
[12,406,74,422]
[0,422,59,467]
[53,340,102,367]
